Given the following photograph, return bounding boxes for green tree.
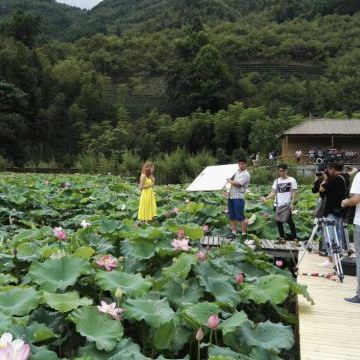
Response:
[5,11,42,47]
[249,107,304,153]
[0,81,28,161]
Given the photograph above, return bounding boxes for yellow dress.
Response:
[137,177,157,221]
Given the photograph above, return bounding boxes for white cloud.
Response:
[56,0,103,10]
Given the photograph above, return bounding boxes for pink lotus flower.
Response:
[207,314,220,329]
[275,259,284,268]
[53,227,67,240]
[196,251,207,262]
[0,332,30,360]
[235,273,245,284]
[202,225,209,233]
[96,255,118,271]
[177,229,185,239]
[97,301,124,320]
[171,238,191,252]
[195,328,204,341]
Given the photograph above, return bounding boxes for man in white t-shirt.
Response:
[261,163,299,246]
[226,158,251,239]
[342,172,360,304]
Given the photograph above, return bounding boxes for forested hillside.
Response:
[76,0,360,35]
[0,0,85,39]
[1,0,360,174]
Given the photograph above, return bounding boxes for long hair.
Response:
[141,161,153,177]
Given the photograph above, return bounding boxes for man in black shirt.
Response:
[319,161,349,266]
[312,167,328,255]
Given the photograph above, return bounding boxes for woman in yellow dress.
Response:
[137,161,157,222]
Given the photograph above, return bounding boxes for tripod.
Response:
[296,217,345,282]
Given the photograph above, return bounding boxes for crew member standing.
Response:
[226,158,251,239]
[342,171,360,304]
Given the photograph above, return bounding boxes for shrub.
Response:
[216,148,231,164]
[25,158,59,169]
[76,149,216,184]
[155,148,190,184]
[155,148,216,184]
[0,155,8,171]
[75,153,121,175]
[232,147,248,162]
[251,165,313,186]
[188,150,217,178]
[250,167,276,185]
[121,150,142,177]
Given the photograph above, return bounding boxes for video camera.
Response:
[315,162,330,177]
[315,161,359,177]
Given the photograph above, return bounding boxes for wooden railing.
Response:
[253,154,360,167]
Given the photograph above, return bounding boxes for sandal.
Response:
[275,238,286,244]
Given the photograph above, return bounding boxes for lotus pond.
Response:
[0,173,317,360]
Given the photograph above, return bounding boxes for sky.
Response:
[56,0,103,10]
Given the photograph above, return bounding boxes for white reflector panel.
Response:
[186,164,238,192]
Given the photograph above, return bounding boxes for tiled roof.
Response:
[283,119,360,135]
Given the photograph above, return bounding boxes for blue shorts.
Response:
[228,198,245,221]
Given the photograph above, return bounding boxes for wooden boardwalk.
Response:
[298,250,360,360]
[201,236,301,257]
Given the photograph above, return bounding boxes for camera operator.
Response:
[312,164,328,256]
[342,171,360,304]
[319,161,349,266]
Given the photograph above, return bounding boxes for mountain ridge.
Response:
[0,0,85,39]
[2,0,360,40]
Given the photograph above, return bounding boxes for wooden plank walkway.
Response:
[298,250,360,360]
[201,236,300,250]
[201,237,301,258]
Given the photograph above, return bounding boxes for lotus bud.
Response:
[235,272,245,284]
[207,314,220,329]
[115,288,123,299]
[181,283,188,291]
[196,251,207,262]
[195,328,204,341]
[275,259,283,268]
